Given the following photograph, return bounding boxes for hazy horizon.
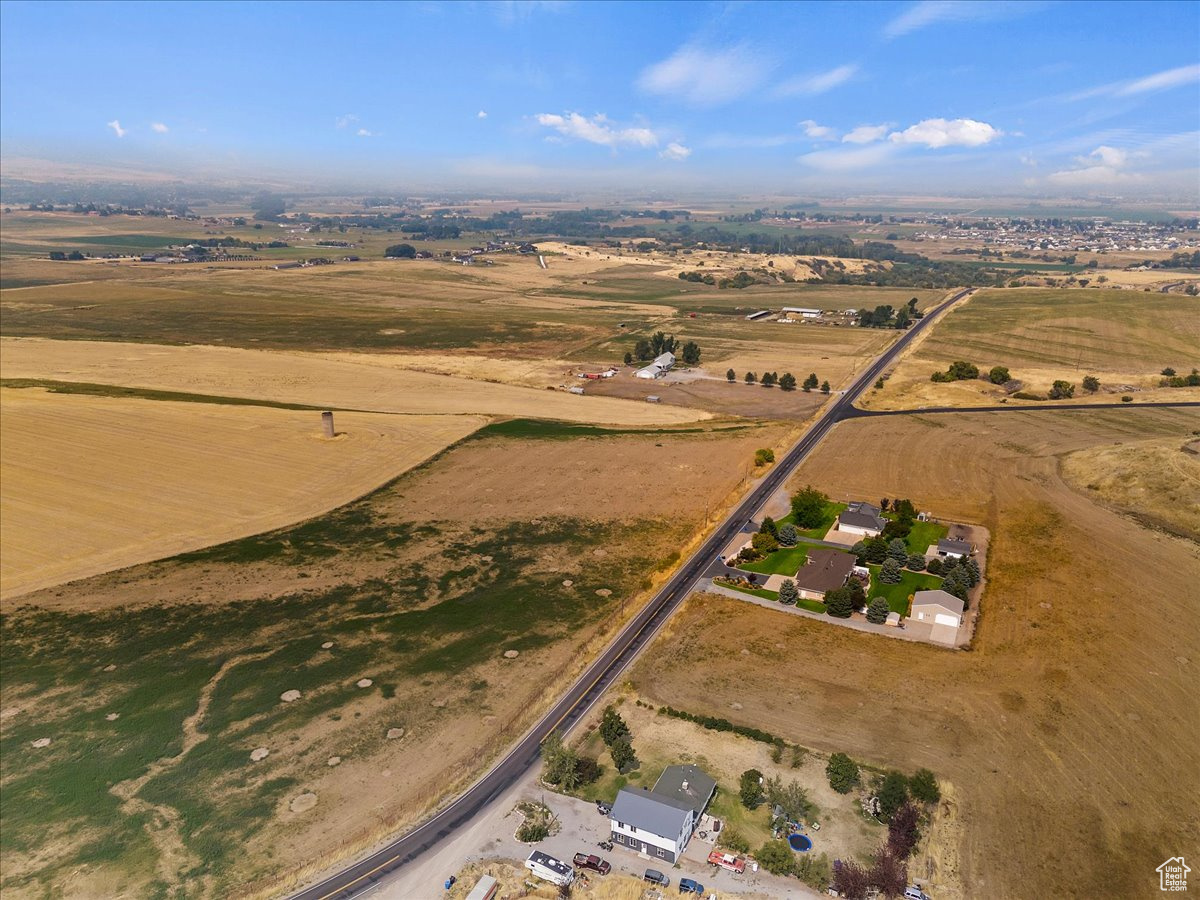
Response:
[2,0,1198,202]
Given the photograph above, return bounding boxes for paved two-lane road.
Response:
[290,289,975,900]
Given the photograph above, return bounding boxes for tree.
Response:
[251,192,286,220]
[739,769,765,808]
[909,768,941,805]
[778,524,798,546]
[988,365,1011,385]
[827,752,860,793]
[1082,375,1100,393]
[948,360,979,380]
[384,243,417,258]
[719,827,751,854]
[870,848,909,896]
[726,368,737,382]
[541,731,581,789]
[761,371,778,387]
[67,250,86,260]
[608,738,637,772]
[755,840,795,876]
[886,802,921,859]
[48,251,66,260]
[867,597,890,624]
[790,486,829,528]
[682,341,701,365]
[745,371,757,384]
[778,579,799,605]
[760,515,778,538]
[880,498,890,511]
[599,705,630,747]
[766,775,814,822]
[779,372,797,391]
[634,338,652,361]
[877,772,909,820]
[803,372,819,391]
[1049,380,1075,399]
[752,531,779,553]
[825,586,854,618]
[832,858,871,900]
[863,536,889,564]
[906,554,926,571]
[894,307,912,329]
[887,538,909,563]
[874,377,885,390]
[625,352,634,365]
[925,557,944,575]
[879,558,903,584]
[754,448,775,467]
[1162,367,1176,376]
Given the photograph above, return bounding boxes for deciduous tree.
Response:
[739,769,765,808]
[790,486,829,528]
[826,752,860,793]
[908,768,941,805]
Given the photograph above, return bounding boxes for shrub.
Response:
[909,768,941,805]
[1048,380,1075,399]
[877,772,909,820]
[826,752,860,793]
[866,597,890,624]
[906,554,926,571]
[1082,374,1100,393]
[726,368,736,382]
[739,769,765,808]
[1121,395,1133,403]
[795,852,832,890]
[778,579,799,605]
[719,827,751,854]
[755,840,795,876]
[516,820,550,842]
[988,365,1011,384]
[754,448,775,467]
[1162,367,1176,376]
[751,531,779,553]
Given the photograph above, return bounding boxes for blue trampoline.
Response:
[788,833,812,852]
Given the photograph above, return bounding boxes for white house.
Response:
[911,589,964,644]
[609,765,716,863]
[835,500,888,537]
[635,351,676,379]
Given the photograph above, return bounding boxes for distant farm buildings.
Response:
[635,352,676,380]
[782,306,822,318]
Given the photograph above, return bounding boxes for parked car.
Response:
[904,888,931,900]
[644,869,670,887]
[572,853,611,875]
[596,802,612,815]
[678,877,705,894]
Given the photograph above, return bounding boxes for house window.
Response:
[657,847,668,859]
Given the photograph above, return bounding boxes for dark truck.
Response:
[572,853,611,875]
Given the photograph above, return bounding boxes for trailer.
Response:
[526,850,575,887]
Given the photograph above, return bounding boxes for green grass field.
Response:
[866,567,945,615]
[775,502,847,540]
[900,520,949,554]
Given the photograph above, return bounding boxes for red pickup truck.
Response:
[572,853,611,875]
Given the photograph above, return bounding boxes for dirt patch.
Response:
[289,793,318,814]
[634,408,1200,900]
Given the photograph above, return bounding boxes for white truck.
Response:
[525,850,575,887]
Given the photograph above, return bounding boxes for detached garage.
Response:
[911,589,964,644]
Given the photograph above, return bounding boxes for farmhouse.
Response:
[635,352,676,380]
[911,589,964,644]
[836,500,888,537]
[937,537,974,559]
[792,548,857,601]
[609,764,716,863]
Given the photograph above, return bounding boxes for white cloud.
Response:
[477,110,488,119]
[888,117,1001,148]
[535,112,658,148]
[800,120,835,140]
[335,114,358,129]
[1047,145,1142,186]
[638,44,771,106]
[777,64,858,96]
[798,144,896,172]
[659,142,692,161]
[1114,63,1200,97]
[106,119,126,138]
[151,122,168,134]
[884,1,1041,39]
[842,124,889,144]
[356,128,375,137]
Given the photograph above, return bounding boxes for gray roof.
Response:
[653,765,716,816]
[839,501,887,532]
[938,538,972,554]
[610,787,692,838]
[912,589,964,617]
[793,548,856,593]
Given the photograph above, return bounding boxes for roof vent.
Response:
[682,780,689,791]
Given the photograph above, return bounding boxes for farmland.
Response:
[631,407,1200,899]
[0,419,788,898]
[863,288,1200,409]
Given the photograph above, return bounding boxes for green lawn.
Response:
[775,502,847,540]
[866,567,945,615]
[738,544,809,576]
[714,578,827,613]
[902,520,949,555]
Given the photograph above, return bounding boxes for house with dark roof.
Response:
[936,537,974,559]
[836,501,888,537]
[608,765,716,863]
[792,548,856,600]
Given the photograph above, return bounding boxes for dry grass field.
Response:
[631,407,1200,900]
[862,288,1200,409]
[0,419,790,899]
[0,388,485,602]
[0,338,710,425]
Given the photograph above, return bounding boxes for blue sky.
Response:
[2,0,1198,198]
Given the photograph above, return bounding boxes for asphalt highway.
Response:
[287,287,973,900]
